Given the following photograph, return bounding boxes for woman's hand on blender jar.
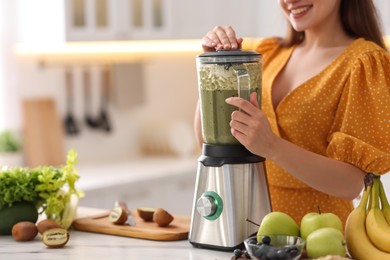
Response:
[226,93,278,158]
[201,26,243,52]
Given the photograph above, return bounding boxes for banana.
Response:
[365,178,390,253]
[345,184,390,260]
[378,180,390,225]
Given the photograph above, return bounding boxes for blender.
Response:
[189,50,271,251]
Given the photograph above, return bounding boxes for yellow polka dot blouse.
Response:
[255,38,390,226]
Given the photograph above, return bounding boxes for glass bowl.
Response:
[244,235,305,260]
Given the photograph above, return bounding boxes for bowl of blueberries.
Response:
[243,235,305,260]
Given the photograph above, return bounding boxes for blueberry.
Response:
[265,247,279,259]
[233,248,243,258]
[253,244,271,258]
[284,245,300,258]
[262,235,271,245]
[272,245,300,260]
[275,249,290,259]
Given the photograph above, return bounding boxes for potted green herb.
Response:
[0,130,23,167]
[0,149,83,235]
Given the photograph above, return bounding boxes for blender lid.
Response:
[198,50,260,57]
[197,50,261,64]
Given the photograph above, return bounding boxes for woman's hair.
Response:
[280,0,387,49]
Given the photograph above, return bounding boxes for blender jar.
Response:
[196,50,262,145]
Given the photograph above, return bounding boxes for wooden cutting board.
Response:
[72,210,190,241]
[22,98,65,167]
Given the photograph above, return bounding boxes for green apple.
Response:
[306,227,347,258]
[300,211,343,240]
[257,211,300,242]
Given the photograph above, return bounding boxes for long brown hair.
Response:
[280,0,387,49]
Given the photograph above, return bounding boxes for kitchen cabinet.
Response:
[64,0,118,41]
[15,0,285,42]
[13,0,390,43]
[65,0,171,41]
[65,0,390,41]
[167,0,261,39]
[64,0,264,41]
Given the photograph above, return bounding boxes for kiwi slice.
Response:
[109,206,128,225]
[137,207,155,222]
[42,228,69,248]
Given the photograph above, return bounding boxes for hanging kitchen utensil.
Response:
[98,65,112,132]
[83,67,100,129]
[64,68,79,135]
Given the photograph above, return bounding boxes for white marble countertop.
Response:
[0,230,233,260]
[0,207,233,260]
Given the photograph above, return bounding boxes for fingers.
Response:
[201,35,217,52]
[226,93,261,139]
[202,26,243,52]
[230,127,247,143]
[225,96,259,116]
[249,92,259,107]
[229,110,259,149]
[215,26,239,50]
[230,110,250,131]
[229,107,265,147]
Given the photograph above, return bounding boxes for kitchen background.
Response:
[0,0,389,216]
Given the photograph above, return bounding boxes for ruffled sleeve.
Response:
[255,38,282,65]
[255,38,280,53]
[326,48,390,174]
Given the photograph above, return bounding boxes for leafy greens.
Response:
[0,149,83,227]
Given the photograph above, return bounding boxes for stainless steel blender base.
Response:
[189,162,271,250]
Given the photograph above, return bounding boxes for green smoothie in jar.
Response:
[197,56,262,145]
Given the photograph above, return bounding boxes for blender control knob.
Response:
[196,195,216,217]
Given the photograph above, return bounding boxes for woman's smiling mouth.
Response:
[290,6,312,18]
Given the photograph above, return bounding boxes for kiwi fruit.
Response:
[108,206,128,225]
[37,219,61,234]
[153,208,174,227]
[137,207,155,222]
[12,221,38,241]
[42,228,69,248]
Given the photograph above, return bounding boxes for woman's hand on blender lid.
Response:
[201,25,243,52]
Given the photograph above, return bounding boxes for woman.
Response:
[195,0,390,226]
